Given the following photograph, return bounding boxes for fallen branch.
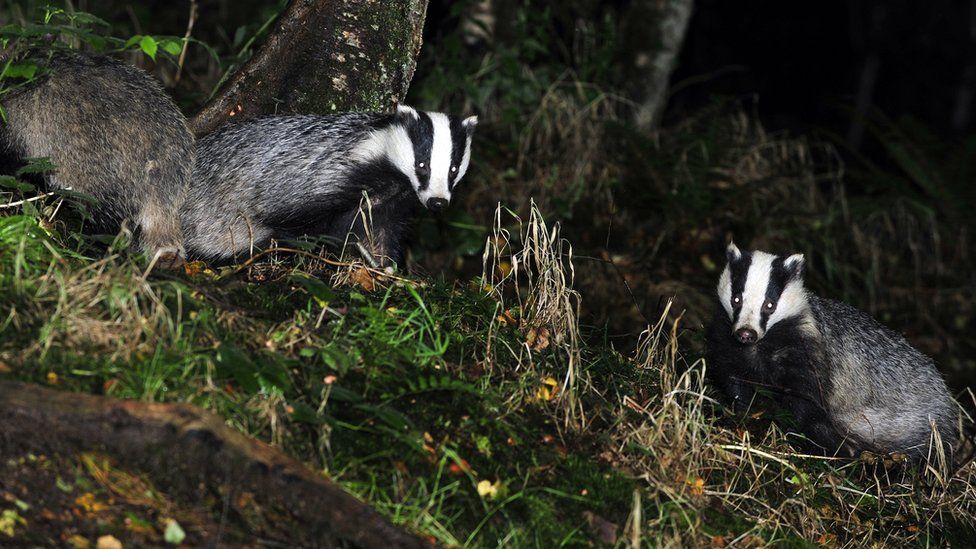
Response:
[0,381,427,548]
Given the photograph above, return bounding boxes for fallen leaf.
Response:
[535,376,559,401]
[96,535,122,549]
[476,479,506,500]
[525,326,551,351]
[163,519,186,545]
[349,267,375,291]
[74,493,108,514]
[582,511,618,544]
[66,535,90,549]
[0,509,25,537]
[182,261,211,277]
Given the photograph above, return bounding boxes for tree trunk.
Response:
[0,381,427,548]
[624,0,695,131]
[190,0,430,136]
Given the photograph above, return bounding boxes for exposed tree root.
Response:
[0,381,427,548]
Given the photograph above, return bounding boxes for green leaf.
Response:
[0,176,34,192]
[289,273,336,307]
[215,344,260,393]
[161,39,183,57]
[1,62,37,80]
[288,402,325,425]
[139,35,158,60]
[16,157,56,176]
[164,519,186,545]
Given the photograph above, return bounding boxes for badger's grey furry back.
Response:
[182,107,477,265]
[808,295,956,457]
[183,114,389,259]
[0,51,193,259]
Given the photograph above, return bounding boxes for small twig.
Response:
[0,188,67,209]
[175,0,199,83]
[714,443,850,462]
[225,246,413,283]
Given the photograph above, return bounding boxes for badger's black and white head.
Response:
[360,104,478,212]
[717,243,809,345]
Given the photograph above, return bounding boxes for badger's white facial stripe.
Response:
[769,279,808,329]
[354,125,421,191]
[422,112,453,204]
[718,264,733,317]
[736,251,775,337]
[457,135,472,183]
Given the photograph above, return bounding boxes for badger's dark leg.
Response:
[781,395,851,456]
[705,312,758,411]
[325,201,414,268]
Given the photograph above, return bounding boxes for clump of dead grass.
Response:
[482,200,585,428]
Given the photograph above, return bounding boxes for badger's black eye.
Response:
[732,294,742,308]
[451,166,458,173]
[764,300,776,313]
[416,162,430,177]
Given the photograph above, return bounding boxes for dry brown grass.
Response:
[482,200,586,429]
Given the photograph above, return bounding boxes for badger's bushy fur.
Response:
[181,105,477,266]
[0,51,193,259]
[707,244,956,461]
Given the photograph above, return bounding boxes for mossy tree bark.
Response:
[190,0,429,136]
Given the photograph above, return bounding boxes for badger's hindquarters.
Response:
[811,296,957,461]
[1,52,193,260]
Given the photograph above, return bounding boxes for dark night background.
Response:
[0,1,975,545]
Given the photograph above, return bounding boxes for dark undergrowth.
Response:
[0,1,974,546]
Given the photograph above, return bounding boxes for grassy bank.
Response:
[0,196,974,545]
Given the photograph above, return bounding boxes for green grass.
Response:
[1,199,974,546]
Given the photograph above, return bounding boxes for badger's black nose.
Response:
[426,198,449,212]
[735,328,758,345]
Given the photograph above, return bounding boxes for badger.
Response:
[0,50,193,262]
[706,243,956,461]
[180,105,478,266]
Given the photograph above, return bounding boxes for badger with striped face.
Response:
[717,243,808,345]
[182,105,478,266]
[707,243,956,462]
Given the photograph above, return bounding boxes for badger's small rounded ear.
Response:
[396,104,419,120]
[726,242,742,263]
[784,253,805,277]
[462,115,479,134]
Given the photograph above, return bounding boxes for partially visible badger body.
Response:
[181,105,478,266]
[0,51,193,261]
[706,244,956,461]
